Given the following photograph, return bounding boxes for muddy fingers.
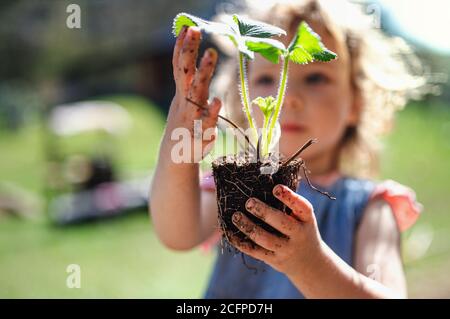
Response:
[179,27,201,95]
[190,48,218,105]
[172,26,188,80]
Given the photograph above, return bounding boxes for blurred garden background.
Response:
[1,0,450,298]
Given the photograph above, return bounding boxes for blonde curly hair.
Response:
[210,0,427,178]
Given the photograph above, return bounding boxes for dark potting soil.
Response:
[211,154,302,245]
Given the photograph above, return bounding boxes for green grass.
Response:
[379,101,450,297]
[0,214,214,298]
[0,97,450,298]
[0,122,45,193]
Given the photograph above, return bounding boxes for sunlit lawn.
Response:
[0,97,449,298]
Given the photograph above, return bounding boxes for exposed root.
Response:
[282,138,336,200]
[241,253,258,274]
[301,162,336,200]
[224,179,251,198]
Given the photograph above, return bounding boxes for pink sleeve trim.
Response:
[199,171,220,253]
[200,171,216,192]
[200,230,222,254]
[369,180,423,232]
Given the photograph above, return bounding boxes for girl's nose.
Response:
[283,87,304,111]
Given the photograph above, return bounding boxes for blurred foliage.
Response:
[0,0,223,81]
[0,83,44,130]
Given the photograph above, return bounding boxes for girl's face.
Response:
[248,23,359,174]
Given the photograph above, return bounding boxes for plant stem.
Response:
[262,115,270,156]
[238,53,258,143]
[267,57,289,149]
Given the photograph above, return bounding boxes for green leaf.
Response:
[245,37,286,63]
[172,12,234,37]
[252,96,276,117]
[232,14,286,38]
[289,45,313,65]
[287,21,337,64]
[311,48,337,62]
[229,36,254,59]
[172,12,287,62]
[172,13,197,36]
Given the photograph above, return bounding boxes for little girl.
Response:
[150,0,424,298]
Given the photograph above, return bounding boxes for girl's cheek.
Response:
[309,86,350,117]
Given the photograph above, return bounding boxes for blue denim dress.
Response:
[204,177,376,299]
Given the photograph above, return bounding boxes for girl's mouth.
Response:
[281,123,306,133]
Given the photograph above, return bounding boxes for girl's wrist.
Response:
[286,239,329,289]
[157,133,200,173]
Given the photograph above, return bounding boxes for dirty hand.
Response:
[165,26,222,162]
[229,184,323,277]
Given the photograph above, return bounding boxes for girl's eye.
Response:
[254,74,275,86]
[304,72,330,85]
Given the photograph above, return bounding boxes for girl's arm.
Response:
[354,199,407,297]
[151,160,219,251]
[228,185,406,298]
[150,26,221,251]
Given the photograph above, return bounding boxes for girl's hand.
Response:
[229,184,323,277]
[229,184,405,298]
[165,26,222,162]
